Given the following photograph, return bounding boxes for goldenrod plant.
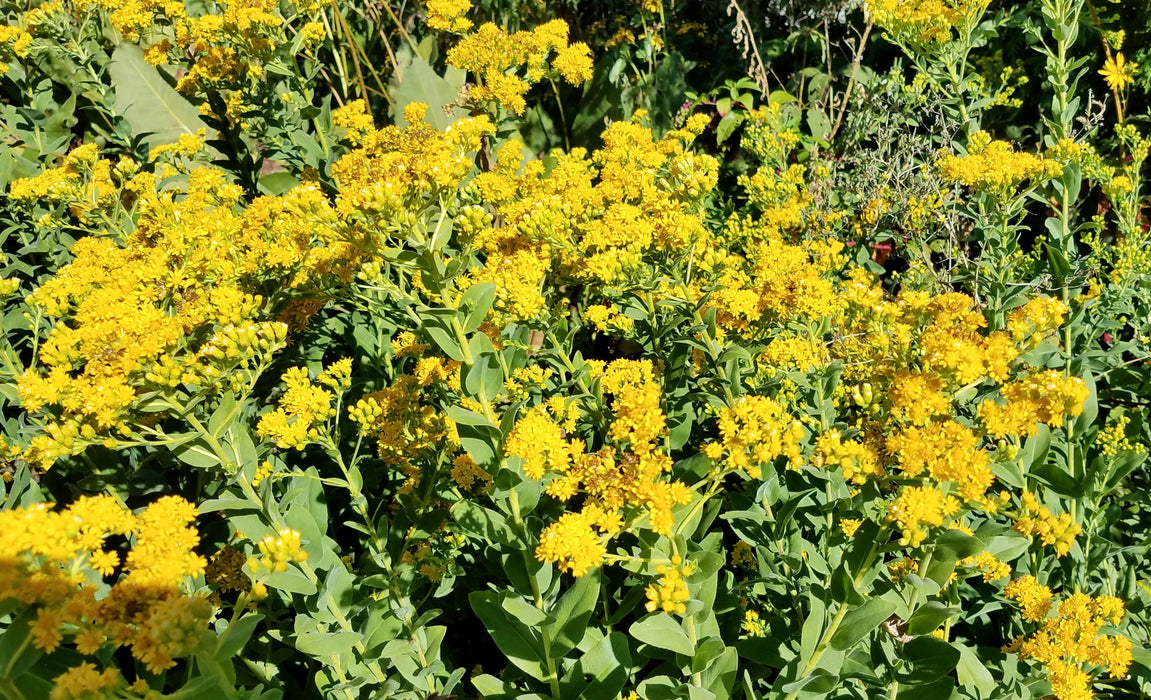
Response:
[0,1,1149,699]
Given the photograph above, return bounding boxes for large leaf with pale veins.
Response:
[109,43,206,150]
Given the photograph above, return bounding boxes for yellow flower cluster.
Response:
[535,510,610,577]
[707,216,845,334]
[0,23,33,76]
[917,292,1019,383]
[329,100,494,218]
[1008,296,1068,349]
[504,365,553,401]
[887,485,960,547]
[426,0,473,33]
[350,373,459,494]
[957,550,1011,582]
[866,0,990,44]
[50,662,124,700]
[257,360,350,448]
[13,147,359,465]
[742,610,768,637]
[204,543,252,606]
[523,362,693,576]
[1013,492,1081,557]
[470,116,716,323]
[8,142,123,224]
[584,304,636,335]
[0,496,211,684]
[1004,575,1053,621]
[704,396,804,479]
[979,370,1090,439]
[758,335,828,375]
[813,430,885,485]
[645,556,693,615]
[447,19,592,114]
[1005,580,1133,700]
[248,528,308,573]
[939,133,1062,197]
[505,403,578,480]
[889,371,950,425]
[887,420,994,502]
[450,452,492,493]
[1095,413,1137,458]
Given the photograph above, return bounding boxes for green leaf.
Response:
[450,501,517,547]
[906,602,955,636]
[216,614,262,660]
[1019,424,1051,473]
[799,593,826,662]
[560,632,630,700]
[700,645,738,699]
[208,392,238,437]
[445,404,497,428]
[172,437,221,469]
[422,318,466,362]
[715,112,743,144]
[550,571,600,658]
[1074,371,1097,435]
[806,108,831,142]
[259,172,299,196]
[934,528,983,562]
[830,564,866,606]
[985,533,1029,563]
[108,43,208,150]
[501,595,552,628]
[264,569,317,595]
[779,668,838,695]
[630,613,695,656]
[294,631,362,658]
[198,497,261,514]
[898,637,960,683]
[460,282,497,333]
[955,644,995,694]
[829,598,898,651]
[470,591,548,678]
[1046,243,1070,285]
[392,56,466,131]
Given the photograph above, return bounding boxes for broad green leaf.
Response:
[550,572,600,658]
[460,282,497,332]
[700,645,738,699]
[450,501,517,547]
[392,56,466,131]
[829,598,898,650]
[934,528,983,562]
[560,631,630,700]
[172,436,221,469]
[108,43,207,150]
[956,644,995,694]
[630,613,694,657]
[208,392,238,437]
[501,594,552,628]
[216,614,262,660]
[898,637,960,683]
[470,591,548,678]
[294,631,362,658]
[779,668,838,695]
[906,602,956,636]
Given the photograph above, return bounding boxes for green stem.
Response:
[508,486,563,699]
[783,527,888,700]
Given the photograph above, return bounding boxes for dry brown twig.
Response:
[727,0,771,93]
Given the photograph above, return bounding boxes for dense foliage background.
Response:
[1,0,1151,699]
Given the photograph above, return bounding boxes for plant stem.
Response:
[509,486,563,699]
